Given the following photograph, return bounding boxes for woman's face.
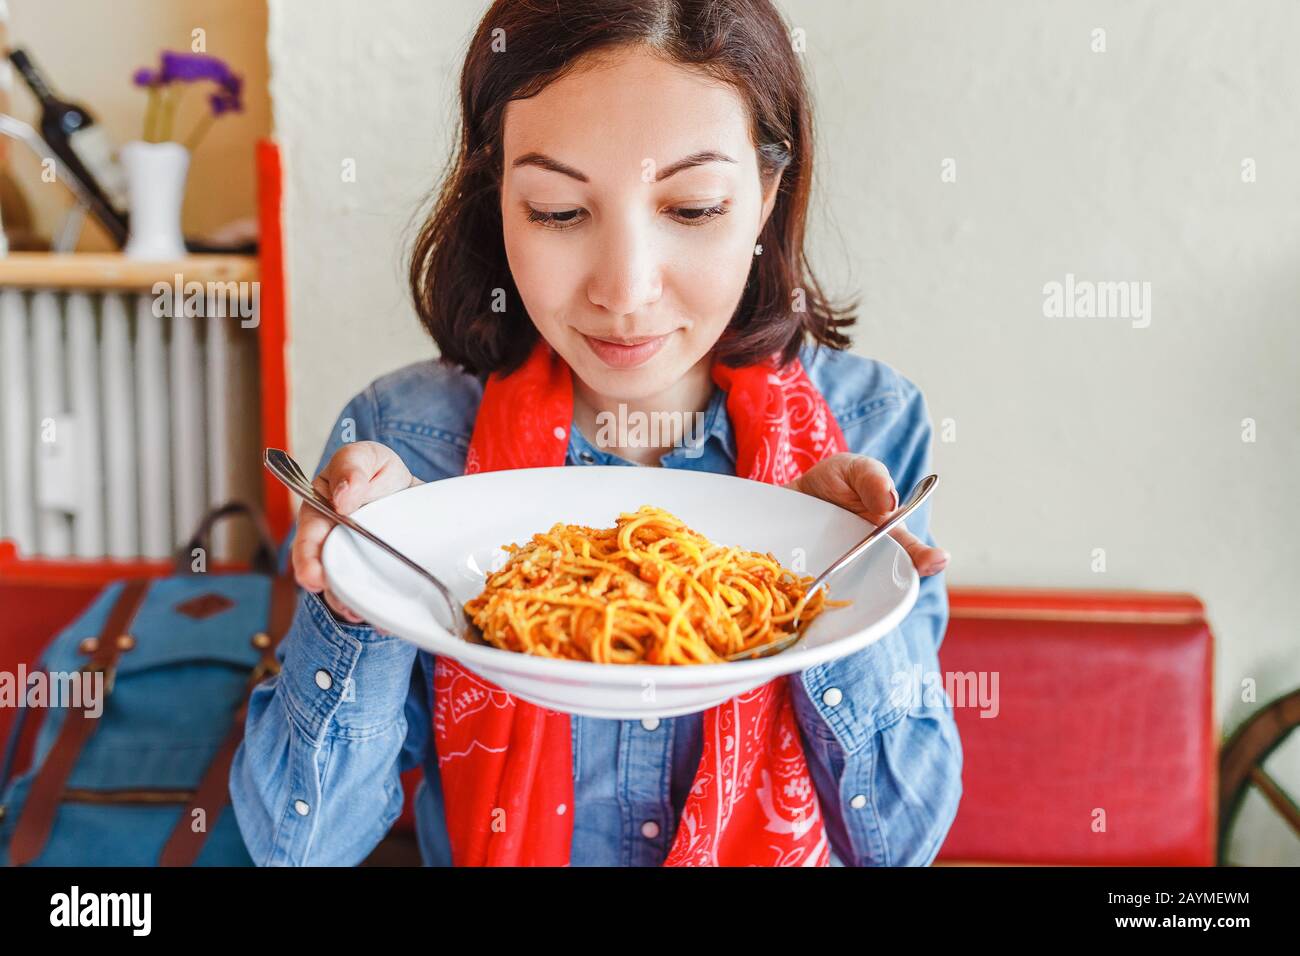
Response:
[500,46,779,402]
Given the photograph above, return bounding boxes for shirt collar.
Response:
[699,384,736,462]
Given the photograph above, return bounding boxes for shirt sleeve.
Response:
[228,386,431,866]
[788,373,963,866]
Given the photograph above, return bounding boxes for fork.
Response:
[263,448,484,645]
[725,474,939,661]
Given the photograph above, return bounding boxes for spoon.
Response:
[263,448,485,645]
[725,474,939,661]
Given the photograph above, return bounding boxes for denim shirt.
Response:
[228,342,963,866]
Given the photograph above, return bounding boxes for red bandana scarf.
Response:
[432,338,847,866]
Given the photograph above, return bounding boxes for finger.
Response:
[889,523,949,576]
[844,455,897,520]
[319,442,411,516]
[295,443,410,603]
[292,504,334,592]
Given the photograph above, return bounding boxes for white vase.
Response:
[122,141,190,260]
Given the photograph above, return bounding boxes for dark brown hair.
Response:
[409,0,857,378]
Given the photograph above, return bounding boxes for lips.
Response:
[581,331,672,369]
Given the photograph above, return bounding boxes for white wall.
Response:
[269,0,1300,863]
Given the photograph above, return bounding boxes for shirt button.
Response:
[640,717,660,731]
[580,451,595,464]
[821,687,843,707]
[315,670,333,691]
[294,799,311,816]
[641,820,661,839]
[552,426,566,441]
[849,794,867,810]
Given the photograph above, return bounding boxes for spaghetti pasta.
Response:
[464,505,848,664]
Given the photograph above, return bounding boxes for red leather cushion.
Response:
[936,588,1216,865]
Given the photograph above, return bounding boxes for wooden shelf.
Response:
[0,253,258,291]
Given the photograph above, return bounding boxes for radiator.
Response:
[0,283,260,562]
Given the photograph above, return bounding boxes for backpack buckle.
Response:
[79,633,135,699]
[250,657,281,685]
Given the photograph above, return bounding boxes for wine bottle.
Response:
[8,47,130,246]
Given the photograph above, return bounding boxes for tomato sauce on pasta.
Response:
[465,505,846,664]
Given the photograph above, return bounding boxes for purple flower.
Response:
[208,73,244,116]
[208,90,243,116]
[160,50,231,85]
[134,49,246,146]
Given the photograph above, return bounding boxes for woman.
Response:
[230,0,961,866]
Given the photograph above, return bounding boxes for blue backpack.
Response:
[0,502,295,867]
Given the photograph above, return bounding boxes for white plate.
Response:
[321,466,917,719]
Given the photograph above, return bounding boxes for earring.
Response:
[754,242,763,256]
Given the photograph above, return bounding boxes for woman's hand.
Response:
[292,440,423,623]
[784,452,949,576]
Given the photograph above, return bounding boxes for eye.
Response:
[526,206,586,230]
[670,203,729,225]
[523,201,731,231]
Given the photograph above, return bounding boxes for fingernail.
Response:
[888,488,899,512]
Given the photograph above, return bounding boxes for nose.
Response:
[585,216,663,318]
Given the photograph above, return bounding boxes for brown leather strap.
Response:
[268,573,297,639]
[159,575,297,866]
[175,501,279,576]
[8,579,150,866]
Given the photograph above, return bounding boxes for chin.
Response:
[573,359,685,402]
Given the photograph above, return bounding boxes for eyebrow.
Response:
[510,149,737,183]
